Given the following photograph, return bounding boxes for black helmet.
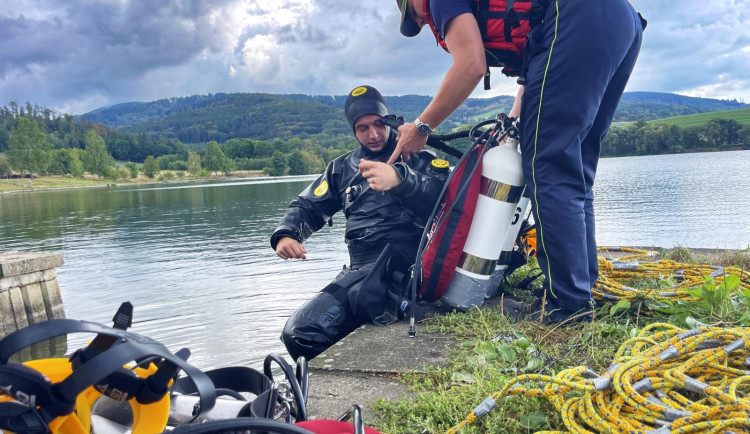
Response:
[344,85,389,131]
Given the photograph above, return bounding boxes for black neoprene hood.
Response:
[344,85,389,131]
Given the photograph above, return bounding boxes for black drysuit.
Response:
[271,136,448,360]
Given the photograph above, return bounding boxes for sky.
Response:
[1,0,749,115]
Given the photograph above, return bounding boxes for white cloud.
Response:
[0,0,749,113]
[240,34,281,81]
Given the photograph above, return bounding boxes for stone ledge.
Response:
[306,308,456,422]
[0,251,64,278]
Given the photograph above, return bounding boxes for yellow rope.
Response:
[593,248,750,303]
[447,325,750,433]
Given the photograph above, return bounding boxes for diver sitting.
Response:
[270,85,449,361]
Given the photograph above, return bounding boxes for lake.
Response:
[1,150,748,369]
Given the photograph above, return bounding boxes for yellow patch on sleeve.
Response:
[431,159,449,169]
[313,180,329,196]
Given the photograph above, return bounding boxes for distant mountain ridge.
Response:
[81,91,748,145]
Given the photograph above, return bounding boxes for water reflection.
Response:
[594,150,750,249]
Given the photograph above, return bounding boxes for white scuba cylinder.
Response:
[440,137,525,310]
[486,195,530,298]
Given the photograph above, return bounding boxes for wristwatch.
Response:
[414,117,433,136]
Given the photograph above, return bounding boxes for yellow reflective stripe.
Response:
[531,0,560,298]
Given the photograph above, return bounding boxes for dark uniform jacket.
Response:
[271,137,449,267]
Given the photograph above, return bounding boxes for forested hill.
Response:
[81,91,748,145]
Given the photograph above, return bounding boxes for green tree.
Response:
[698,119,743,149]
[143,155,160,179]
[223,138,255,159]
[253,141,274,159]
[82,129,115,179]
[266,151,287,176]
[301,150,325,173]
[187,151,201,175]
[0,155,11,178]
[47,148,83,176]
[125,162,139,179]
[68,148,84,177]
[740,124,750,149]
[202,141,229,175]
[7,117,51,180]
[287,150,308,175]
[0,127,9,152]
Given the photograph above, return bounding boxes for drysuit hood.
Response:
[344,85,395,160]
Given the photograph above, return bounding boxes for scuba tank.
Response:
[439,133,525,310]
[486,194,531,299]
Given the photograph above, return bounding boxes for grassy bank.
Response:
[0,171,266,194]
[370,247,750,433]
[0,176,113,193]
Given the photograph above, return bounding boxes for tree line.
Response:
[0,102,357,180]
[2,100,749,183]
[601,118,750,157]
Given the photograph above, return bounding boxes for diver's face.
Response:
[353,114,387,152]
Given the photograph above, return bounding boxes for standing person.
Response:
[392,0,645,322]
[272,85,449,360]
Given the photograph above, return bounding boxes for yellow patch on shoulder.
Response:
[431,159,450,169]
[313,180,329,196]
[351,86,368,97]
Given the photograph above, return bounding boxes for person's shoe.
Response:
[501,296,553,324]
[500,297,528,322]
[502,296,594,324]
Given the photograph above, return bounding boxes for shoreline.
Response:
[0,171,270,195]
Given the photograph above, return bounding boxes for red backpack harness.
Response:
[422,0,539,89]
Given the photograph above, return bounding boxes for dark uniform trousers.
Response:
[520,0,644,321]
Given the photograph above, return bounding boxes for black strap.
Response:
[174,366,272,397]
[476,0,491,41]
[0,318,217,422]
[505,0,519,42]
[0,402,48,434]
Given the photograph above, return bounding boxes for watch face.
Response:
[417,123,431,136]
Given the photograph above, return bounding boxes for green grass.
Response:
[611,107,750,129]
[0,176,112,193]
[0,170,268,194]
[650,107,750,128]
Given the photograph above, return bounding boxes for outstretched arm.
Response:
[388,13,486,164]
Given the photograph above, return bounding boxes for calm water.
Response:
[1,151,749,369]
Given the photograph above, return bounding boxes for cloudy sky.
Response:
[1,0,749,115]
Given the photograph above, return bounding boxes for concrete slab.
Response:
[305,370,411,422]
[306,307,457,422]
[0,251,63,277]
[311,320,456,374]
